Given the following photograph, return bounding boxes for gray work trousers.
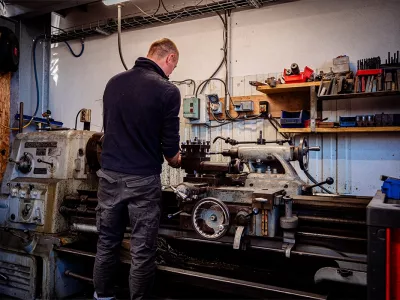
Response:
[93,168,162,300]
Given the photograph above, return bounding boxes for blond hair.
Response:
[147,38,179,60]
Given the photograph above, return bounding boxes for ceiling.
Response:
[4,0,102,18]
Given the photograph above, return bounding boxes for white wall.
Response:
[49,0,400,196]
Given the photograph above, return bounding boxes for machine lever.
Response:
[307,146,321,152]
[169,185,188,201]
[167,210,183,219]
[8,158,20,166]
[303,177,334,191]
[0,273,9,281]
[246,208,260,218]
[37,159,53,168]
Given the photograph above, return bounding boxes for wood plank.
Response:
[279,127,400,133]
[0,73,11,182]
[208,92,309,119]
[256,81,321,95]
[318,90,400,100]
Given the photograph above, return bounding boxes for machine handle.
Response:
[8,158,20,165]
[37,158,53,168]
[307,146,321,152]
[167,210,183,219]
[0,273,9,281]
[170,185,188,201]
[246,208,260,218]
[303,177,334,191]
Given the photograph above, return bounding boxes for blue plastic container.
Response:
[280,110,310,128]
[382,177,400,200]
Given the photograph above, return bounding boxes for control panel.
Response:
[4,179,69,233]
[183,97,200,120]
[1,131,95,195]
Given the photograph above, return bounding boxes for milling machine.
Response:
[0,129,389,300]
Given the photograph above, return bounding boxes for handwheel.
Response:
[191,198,230,240]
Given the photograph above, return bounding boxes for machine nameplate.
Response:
[25,142,58,148]
[34,168,47,175]
[36,148,47,156]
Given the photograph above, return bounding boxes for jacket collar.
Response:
[134,57,169,80]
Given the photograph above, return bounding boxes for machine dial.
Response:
[17,153,32,174]
[191,197,230,240]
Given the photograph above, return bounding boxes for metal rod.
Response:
[65,270,93,283]
[297,231,367,242]
[19,102,24,133]
[298,215,366,225]
[157,265,327,300]
[225,11,232,112]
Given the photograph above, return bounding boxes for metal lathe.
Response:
[0,130,398,299]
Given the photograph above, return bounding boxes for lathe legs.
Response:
[93,169,162,300]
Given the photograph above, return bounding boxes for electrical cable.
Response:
[51,26,85,58]
[1,34,47,131]
[74,109,84,130]
[267,116,290,140]
[118,4,129,70]
[198,10,227,95]
[195,78,227,99]
[64,40,84,57]
[160,0,169,12]
[171,79,196,95]
[133,0,205,25]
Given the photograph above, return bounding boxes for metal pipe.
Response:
[71,223,98,233]
[60,207,96,216]
[65,270,93,283]
[296,232,367,242]
[157,265,327,300]
[19,102,24,133]
[298,215,366,225]
[118,4,128,70]
[225,11,232,112]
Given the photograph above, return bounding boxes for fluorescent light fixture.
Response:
[103,0,131,6]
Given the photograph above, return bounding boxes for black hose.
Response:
[33,35,47,117]
[74,109,84,130]
[64,40,85,58]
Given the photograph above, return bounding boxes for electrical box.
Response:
[234,100,254,112]
[206,94,223,115]
[183,97,200,120]
[80,109,91,122]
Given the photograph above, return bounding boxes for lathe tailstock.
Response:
[0,130,387,299]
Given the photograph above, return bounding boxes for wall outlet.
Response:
[259,101,269,115]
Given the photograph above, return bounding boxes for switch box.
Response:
[234,100,254,112]
[80,109,91,122]
[183,97,200,120]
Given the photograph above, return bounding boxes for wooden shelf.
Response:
[279,127,400,133]
[318,90,400,100]
[256,82,321,95]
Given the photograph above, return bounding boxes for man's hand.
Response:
[165,152,181,169]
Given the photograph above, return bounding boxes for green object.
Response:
[183,97,200,120]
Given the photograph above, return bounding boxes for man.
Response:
[93,38,181,300]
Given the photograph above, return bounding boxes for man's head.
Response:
[147,38,179,77]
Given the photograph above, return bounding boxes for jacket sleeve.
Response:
[161,86,181,158]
